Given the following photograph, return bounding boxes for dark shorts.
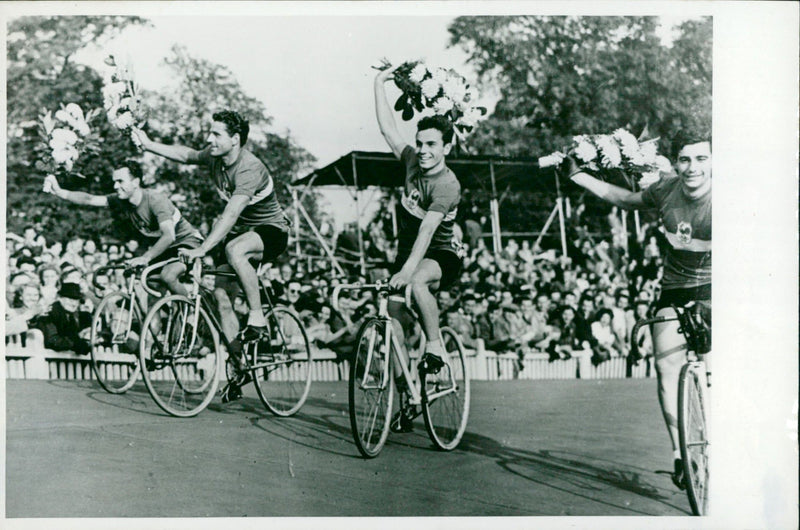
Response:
[391,248,462,291]
[654,283,711,312]
[154,236,203,263]
[214,224,289,266]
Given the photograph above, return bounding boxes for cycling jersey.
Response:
[108,190,202,248]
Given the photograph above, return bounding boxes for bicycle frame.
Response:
[334,282,459,407]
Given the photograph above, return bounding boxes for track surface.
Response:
[6,378,694,517]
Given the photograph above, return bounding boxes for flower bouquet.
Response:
[539,128,664,188]
[35,103,101,184]
[103,54,147,148]
[376,58,487,140]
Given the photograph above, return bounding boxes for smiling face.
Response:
[207,120,238,157]
[675,141,712,197]
[112,168,139,200]
[415,128,451,173]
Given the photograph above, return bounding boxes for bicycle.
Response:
[631,302,711,515]
[138,257,312,418]
[88,259,174,394]
[332,281,470,458]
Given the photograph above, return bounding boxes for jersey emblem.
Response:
[677,221,692,245]
[407,189,421,210]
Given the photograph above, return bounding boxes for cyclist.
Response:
[43,160,203,297]
[374,65,465,432]
[133,110,290,403]
[561,129,711,490]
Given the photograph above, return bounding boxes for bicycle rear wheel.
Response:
[252,306,312,417]
[421,327,470,451]
[90,291,142,394]
[349,318,394,458]
[678,362,709,515]
[139,295,221,417]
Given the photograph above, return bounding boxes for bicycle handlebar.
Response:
[91,261,134,290]
[331,281,413,315]
[140,257,181,297]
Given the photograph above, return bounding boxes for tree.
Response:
[142,45,317,232]
[6,16,150,240]
[447,16,711,236]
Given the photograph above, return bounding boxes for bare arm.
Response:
[196,195,249,255]
[139,219,176,263]
[44,175,108,207]
[569,171,646,210]
[132,127,203,164]
[374,66,406,159]
[397,211,444,275]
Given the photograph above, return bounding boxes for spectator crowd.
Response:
[6,207,661,368]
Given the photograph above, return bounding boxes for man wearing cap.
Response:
[33,283,92,356]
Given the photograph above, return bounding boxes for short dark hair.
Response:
[116,159,143,182]
[417,115,454,145]
[670,128,711,159]
[595,307,613,322]
[213,110,249,146]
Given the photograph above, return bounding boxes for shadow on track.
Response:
[49,380,171,419]
[456,430,690,515]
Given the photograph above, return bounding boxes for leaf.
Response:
[394,94,406,112]
[401,105,414,121]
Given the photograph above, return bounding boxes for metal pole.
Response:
[554,167,568,256]
[489,160,501,255]
[291,188,301,257]
[621,209,628,253]
[533,203,559,250]
[296,201,346,276]
[634,210,641,240]
[389,193,397,238]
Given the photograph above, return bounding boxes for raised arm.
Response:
[374,66,406,159]
[560,156,646,210]
[43,174,108,207]
[181,195,249,259]
[131,127,203,164]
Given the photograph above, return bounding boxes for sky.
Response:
[71,15,490,228]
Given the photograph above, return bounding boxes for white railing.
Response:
[5,332,654,382]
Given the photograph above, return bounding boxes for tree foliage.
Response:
[447,16,711,237]
[6,16,150,240]
[142,45,318,230]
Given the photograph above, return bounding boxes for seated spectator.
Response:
[549,305,591,361]
[32,283,92,355]
[591,308,624,363]
[5,283,47,336]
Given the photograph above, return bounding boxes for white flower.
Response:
[118,97,133,110]
[431,67,449,85]
[51,128,79,146]
[639,141,658,164]
[458,107,483,128]
[442,76,467,103]
[572,136,598,163]
[595,135,622,168]
[433,96,454,115]
[420,78,441,100]
[65,103,85,122]
[52,145,79,165]
[114,111,135,129]
[409,63,428,83]
[538,152,565,168]
[613,128,640,160]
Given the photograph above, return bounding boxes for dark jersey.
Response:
[641,176,711,290]
[397,145,463,255]
[107,190,201,247]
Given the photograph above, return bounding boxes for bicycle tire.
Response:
[89,291,142,394]
[252,306,313,417]
[678,362,709,515]
[421,327,470,451]
[348,318,394,458]
[139,295,221,417]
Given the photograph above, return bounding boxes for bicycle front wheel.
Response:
[252,306,313,417]
[421,326,470,451]
[90,291,142,394]
[678,362,709,515]
[139,295,221,417]
[349,318,394,458]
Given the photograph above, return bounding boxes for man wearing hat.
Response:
[33,283,92,356]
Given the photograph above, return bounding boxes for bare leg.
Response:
[653,307,688,453]
[225,232,266,327]
[159,261,188,297]
[409,258,443,350]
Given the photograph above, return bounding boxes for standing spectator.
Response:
[591,308,623,363]
[32,283,92,355]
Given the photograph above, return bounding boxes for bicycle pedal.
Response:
[418,352,445,375]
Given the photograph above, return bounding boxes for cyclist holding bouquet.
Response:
[561,129,711,490]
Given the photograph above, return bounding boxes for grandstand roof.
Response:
[292,151,557,193]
